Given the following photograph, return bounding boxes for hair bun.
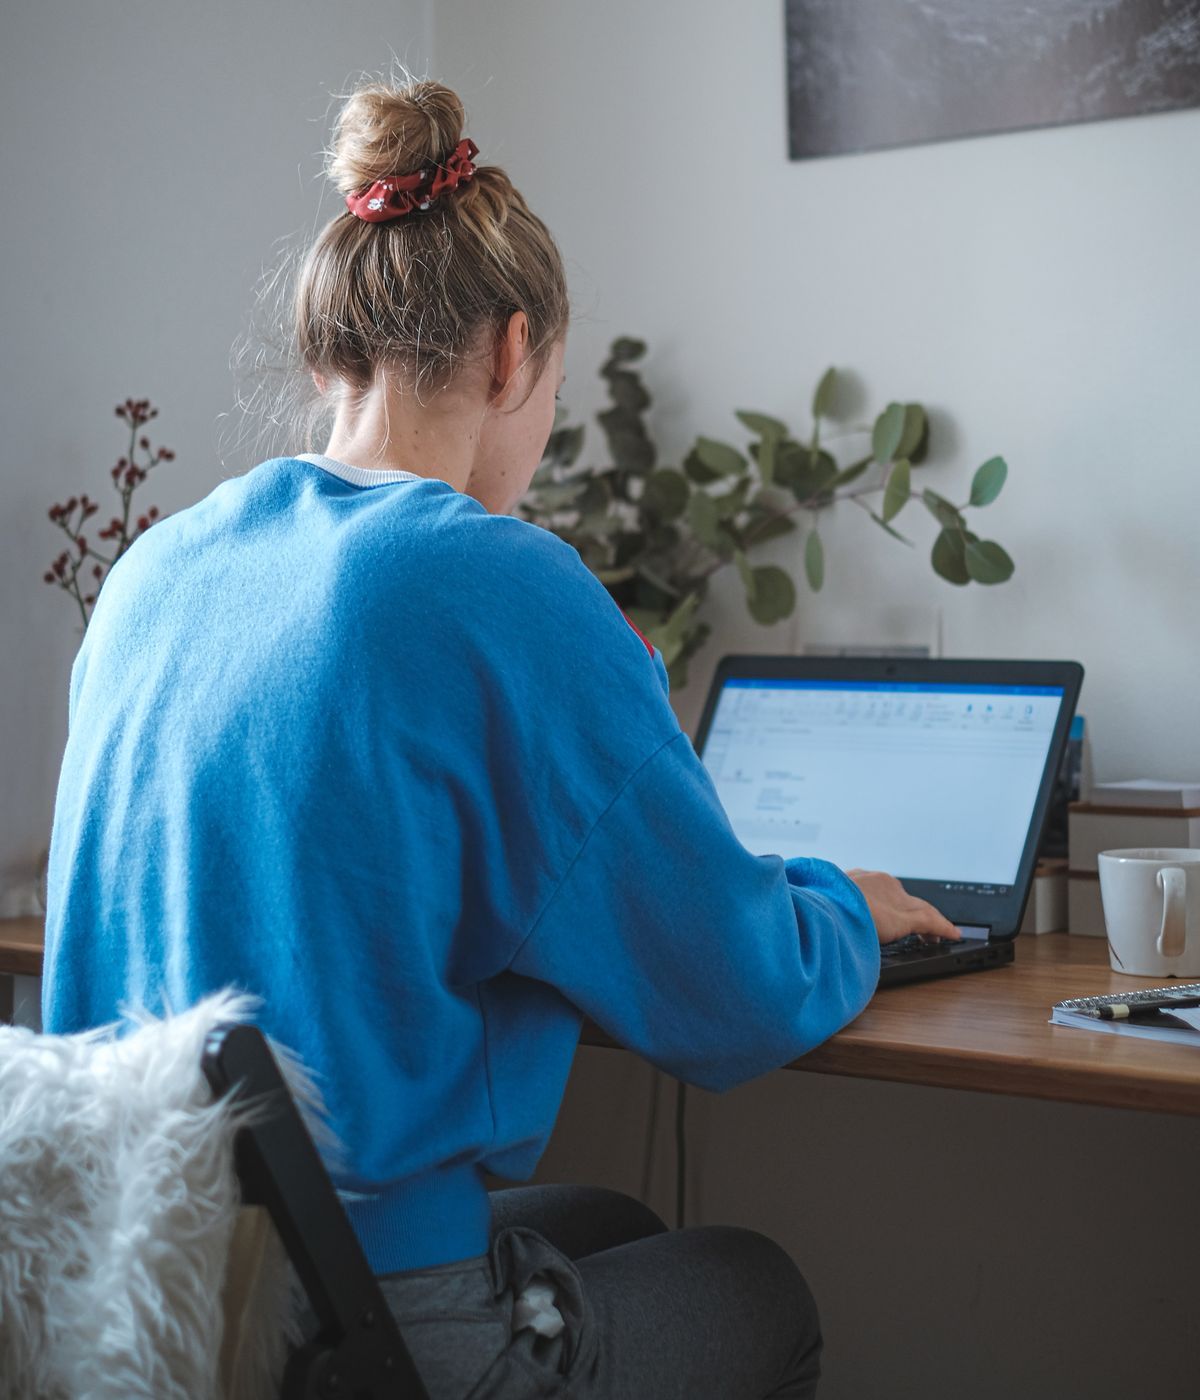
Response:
[329,80,467,193]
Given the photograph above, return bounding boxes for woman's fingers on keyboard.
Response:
[902,896,962,942]
[846,869,962,944]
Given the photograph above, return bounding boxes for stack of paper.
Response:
[1050,1005,1200,1046]
[1090,779,1200,809]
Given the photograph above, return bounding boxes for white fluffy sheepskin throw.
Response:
[0,992,302,1400]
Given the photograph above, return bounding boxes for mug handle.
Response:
[1156,866,1188,960]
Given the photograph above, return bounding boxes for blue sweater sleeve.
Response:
[509,730,881,1092]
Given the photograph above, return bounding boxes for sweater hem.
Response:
[341,1162,492,1274]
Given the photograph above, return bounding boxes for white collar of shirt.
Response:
[294,453,424,489]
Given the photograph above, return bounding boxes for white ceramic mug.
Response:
[1097,848,1200,977]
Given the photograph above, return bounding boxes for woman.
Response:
[43,78,957,1398]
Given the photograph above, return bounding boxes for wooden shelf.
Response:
[0,916,47,977]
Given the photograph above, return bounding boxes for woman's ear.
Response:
[491,311,531,405]
[312,370,328,395]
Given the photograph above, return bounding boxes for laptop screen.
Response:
[700,680,1065,892]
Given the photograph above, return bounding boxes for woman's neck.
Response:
[322,374,482,491]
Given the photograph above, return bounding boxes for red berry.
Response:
[136,515,148,530]
[93,565,103,579]
[43,571,55,584]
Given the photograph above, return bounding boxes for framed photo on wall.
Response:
[786,0,1200,160]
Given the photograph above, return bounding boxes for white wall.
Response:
[435,4,1200,1396]
[0,0,432,886]
[438,0,1200,752]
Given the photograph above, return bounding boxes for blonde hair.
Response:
[295,78,569,405]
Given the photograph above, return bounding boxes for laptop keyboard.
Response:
[881,933,968,960]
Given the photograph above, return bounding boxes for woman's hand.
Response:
[845,869,962,946]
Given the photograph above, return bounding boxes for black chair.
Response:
[202,1024,432,1400]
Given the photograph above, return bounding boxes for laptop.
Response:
[692,656,1084,987]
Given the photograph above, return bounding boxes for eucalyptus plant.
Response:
[521,338,1014,686]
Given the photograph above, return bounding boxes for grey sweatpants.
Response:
[377,1184,823,1398]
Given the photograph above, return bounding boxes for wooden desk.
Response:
[5,919,1197,1115]
[793,934,1199,1116]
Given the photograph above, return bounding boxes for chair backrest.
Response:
[202,1025,431,1400]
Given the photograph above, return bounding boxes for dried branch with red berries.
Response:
[44,398,175,628]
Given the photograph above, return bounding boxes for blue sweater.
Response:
[43,454,880,1273]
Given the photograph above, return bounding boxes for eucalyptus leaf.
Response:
[931,528,970,585]
[872,402,906,464]
[757,435,777,486]
[712,523,740,561]
[606,337,647,364]
[791,449,838,501]
[745,512,798,545]
[604,370,651,413]
[579,510,624,538]
[529,481,587,510]
[642,468,689,520]
[812,366,838,420]
[805,529,825,592]
[646,591,700,666]
[542,423,585,469]
[969,456,1008,508]
[683,446,721,484]
[772,440,807,490]
[964,538,1015,584]
[624,605,662,631]
[579,478,612,516]
[613,531,645,568]
[922,489,965,531]
[748,565,797,625]
[686,490,721,548]
[735,410,788,439]
[597,408,656,474]
[895,404,927,462]
[881,459,911,523]
[713,477,752,520]
[694,436,748,476]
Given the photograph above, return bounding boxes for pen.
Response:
[1079,997,1200,1021]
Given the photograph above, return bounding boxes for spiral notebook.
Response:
[1051,984,1200,1045]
